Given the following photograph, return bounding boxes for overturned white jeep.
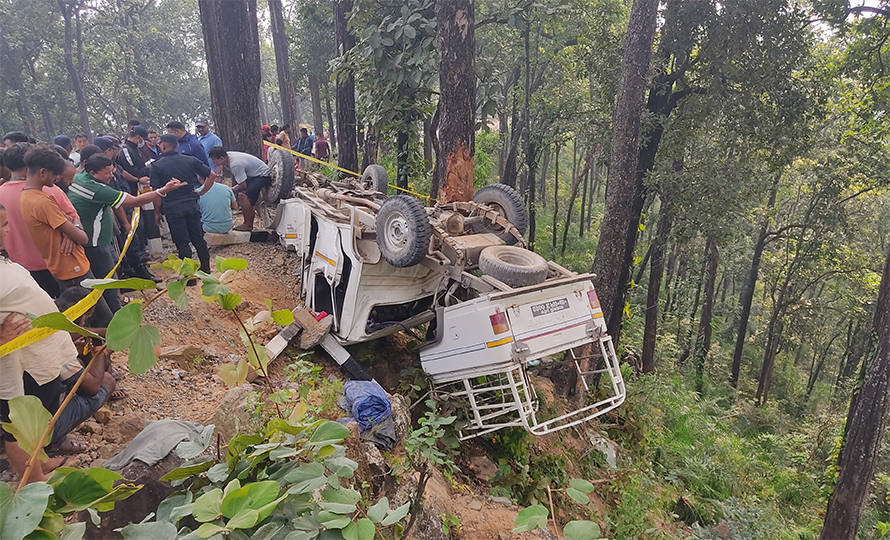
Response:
[272,165,625,439]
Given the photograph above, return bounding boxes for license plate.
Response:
[530,298,570,317]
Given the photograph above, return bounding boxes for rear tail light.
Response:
[490,309,510,335]
[587,289,601,311]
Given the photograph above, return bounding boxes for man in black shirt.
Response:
[151,134,217,275]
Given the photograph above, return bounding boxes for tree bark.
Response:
[552,144,560,252]
[434,0,475,203]
[396,131,409,189]
[561,149,592,256]
[820,245,890,540]
[590,0,659,342]
[694,236,719,393]
[269,0,299,127]
[308,72,325,138]
[334,0,358,174]
[0,23,38,136]
[360,124,379,172]
[731,181,778,387]
[323,78,336,149]
[641,205,671,373]
[58,0,90,137]
[198,0,262,158]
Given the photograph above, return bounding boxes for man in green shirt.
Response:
[67,154,181,314]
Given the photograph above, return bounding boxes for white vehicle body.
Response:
[274,177,625,439]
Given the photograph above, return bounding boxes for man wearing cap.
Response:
[152,133,216,275]
[207,147,272,232]
[195,119,223,172]
[166,121,211,168]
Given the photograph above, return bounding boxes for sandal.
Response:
[233,224,253,232]
[109,388,129,401]
[49,437,88,455]
[111,369,125,381]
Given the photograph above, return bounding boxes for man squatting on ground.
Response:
[208,147,272,232]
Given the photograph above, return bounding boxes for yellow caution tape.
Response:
[0,208,142,356]
[262,141,436,201]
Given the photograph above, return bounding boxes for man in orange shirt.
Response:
[20,145,113,326]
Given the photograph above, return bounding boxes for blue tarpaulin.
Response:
[339,380,392,431]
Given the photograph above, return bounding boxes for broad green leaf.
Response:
[22,529,54,539]
[1,396,52,462]
[219,481,280,519]
[193,488,223,522]
[30,313,102,339]
[271,309,294,326]
[127,324,161,375]
[83,484,141,513]
[53,471,114,512]
[325,456,358,478]
[284,532,311,540]
[206,463,230,483]
[563,520,602,540]
[322,488,361,506]
[219,361,248,387]
[217,293,242,311]
[194,270,220,284]
[266,417,308,437]
[512,504,548,533]
[367,497,388,524]
[318,511,351,529]
[568,478,595,494]
[380,501,410,527]
[566,487,589,505]
[254,494,288,523]
[195,523,227,539]
[342,518,375,540]
[0,481,53,540]
[216,257,248,272]
[308,421,350,446]
[246,343,269,372]
[226,508,259,530]
[316,445,336,460]
[106,302,143,350]
[166,279,189,311]
[176,425,215,460]
[179,258,199,277]
[82,468,123,492]
[251,523,284,540]
[118,521,178,540]
[59,522,86,540]
[201,282,229,298]
[223,479,241,498]
[81,277,157,291]
[283,463,328,495]
[270,447,298,460]
[159,459,215,482]
[155,492,192,524]
[38,510,64,534]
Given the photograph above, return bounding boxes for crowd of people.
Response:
[0,117,304,483]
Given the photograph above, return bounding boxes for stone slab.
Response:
[205,229,251,246]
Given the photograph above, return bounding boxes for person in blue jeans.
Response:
[151,134,217,276]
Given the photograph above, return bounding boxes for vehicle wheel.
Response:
[471,183,528,244]
[264,148,296,204]
[479,245,549,288]
[376,195,431,268]
[361,164,389,195]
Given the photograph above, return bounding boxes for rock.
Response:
[82,421,102,435]
[468,455,498,482]
[97,444,119,458]
[489,496,514,507]
[159,345,205,371]
[205,230,251,247]
[91,458,105,469]
[106,412,146,441]
[389,393,410,443]
[94,407,113,424]
[467,499,483,511]
[589,433,619,469]
[212,384,255,441]
[245,364,258,383]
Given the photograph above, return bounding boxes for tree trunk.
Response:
[694,236,719,393]
[819,246,890,540]
[308,72,325,138]
[578,162,588,238]
[423,117,433,172]
[552,144,560,252]
[360,124,379,173]
[396,131,409,189]
[641,205,671,373]
[323,78,336,149]
[731,181,779,387]
[589,0,659,342]
[561,149,592,256]
[539,147,550,207]
[501,100,522,189]
[527,137,538,250]
[677,249,705,367]
[59,0,90,136]
[0,24,38,136]
[434,0,475,203]
[334,0,358,174]
[198,0,262,157]
[756,281,789,405]
[269,0,299,127]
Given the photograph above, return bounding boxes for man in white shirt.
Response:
[207,147,272,231]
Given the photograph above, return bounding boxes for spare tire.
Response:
[361,164,389,194]
[376,195,431,268]
[471,183,528,244]
[264,148,295,204]
[479,245,549,288]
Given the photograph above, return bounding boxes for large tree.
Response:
[434,0,475,203]
[198,0,262,157]
[589,0,659,339]
[269,0,299,128]
[333,0,358,174]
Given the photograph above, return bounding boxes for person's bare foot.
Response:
[41,455,71,474]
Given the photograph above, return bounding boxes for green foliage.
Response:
[0,396,53,463]
[402,404,459,473]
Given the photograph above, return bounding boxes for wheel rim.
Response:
[383,211,409,251]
